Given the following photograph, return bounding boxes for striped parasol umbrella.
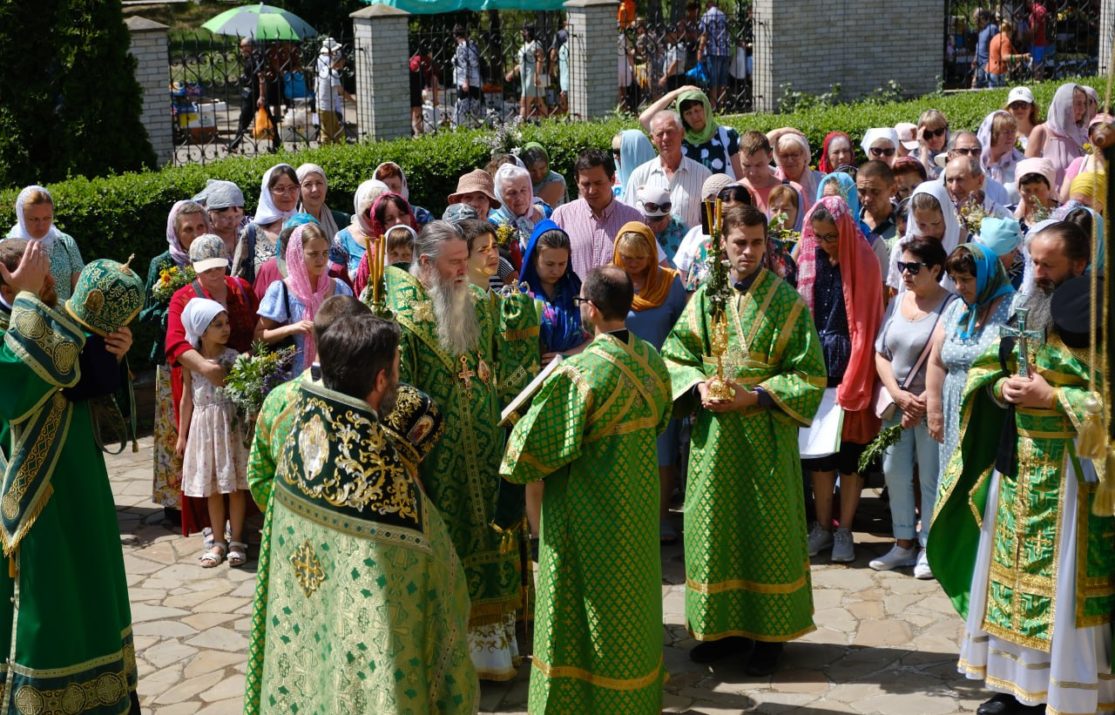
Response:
[201,3,318,41]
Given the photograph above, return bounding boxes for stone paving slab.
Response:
[107,438,985,714]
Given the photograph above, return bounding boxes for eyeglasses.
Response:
[952,147,980,156]
[923,126,947,139]
[814,232,840,244]
[271,185,299,194]
[642,201,671,214]
[897,260,924,274]
[572,296,590,306]
[869,147,896,158]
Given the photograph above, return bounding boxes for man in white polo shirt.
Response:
[623,110,712,230]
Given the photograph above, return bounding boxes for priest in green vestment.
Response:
[501,265,672,714]
[660,205,826,676]
[0,239,141,714]
[381,220,540,680]
[928,223,1115,715]
[254,312,478,713]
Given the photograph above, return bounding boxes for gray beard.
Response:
[428,273,479,356]
[1014,287,1053,335]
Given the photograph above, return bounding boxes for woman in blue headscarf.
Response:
[613,129,657,197]
[926,242,1014,473]
[520,219,588,360]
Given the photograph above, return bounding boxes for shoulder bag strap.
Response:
[900,294,956,390]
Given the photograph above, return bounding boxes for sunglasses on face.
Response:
[923,126,947,139]
[869,147,896,158]
[717,186,752,204]
[952,147,980,156]
[642,201,672,214]
[897,260,924,275]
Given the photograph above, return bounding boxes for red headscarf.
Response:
[352,193,418,296]
[817,131,852,175]
[797,196,883,421]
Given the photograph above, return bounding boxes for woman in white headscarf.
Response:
[334,179,389,274]
[886,181,962,292]
[861,128,901,168]
[5,185,84,301]
[770,128,823,210]
[1025,83,1095,186]
[232,163,300,284]
[295,163,349,244]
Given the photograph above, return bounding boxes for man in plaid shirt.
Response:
[697,0,730,109]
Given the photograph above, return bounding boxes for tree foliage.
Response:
[0,0,156,187]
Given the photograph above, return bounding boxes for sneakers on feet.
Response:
[807,522,833,556]
[868,544,917,571]
[913,549,934,579]
[831,528,856,563]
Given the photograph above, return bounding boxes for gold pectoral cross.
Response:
[458,355,476,390]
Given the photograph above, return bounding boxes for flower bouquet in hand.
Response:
[151,265,195,304]
[223,341,296,444]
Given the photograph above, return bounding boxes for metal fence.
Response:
[169,31,356,165]
[943,0,1100,89]
[165,5,757,165]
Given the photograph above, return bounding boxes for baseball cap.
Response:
[637,186,672,217]
[189,234,230,274]
[1007,86,1035,106]
[895,122,919,152]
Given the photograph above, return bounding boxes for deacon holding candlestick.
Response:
[660,204,826,676]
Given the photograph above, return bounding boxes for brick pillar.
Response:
[351,5,411,141]
[1101,0,1115,77]
[752,0,943,113]
[125,17,173,166]
[564,0,619,120]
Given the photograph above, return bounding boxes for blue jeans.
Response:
[881,416,939,545]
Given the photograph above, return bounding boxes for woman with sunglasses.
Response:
[871,238,954,578]
[860,128,900,169]
[1004,86,1041,152]
[637,185,687,261]
[797,196,884,564]
[925,242,1013,495]
[915,109,950,180]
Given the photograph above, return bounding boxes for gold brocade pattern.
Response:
[12,672,128,715]
[289,540,326,598]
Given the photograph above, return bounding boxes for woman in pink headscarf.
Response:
[255,222,353,375]
[1025,83,1095,186]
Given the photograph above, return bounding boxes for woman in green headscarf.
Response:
[638,84,742,179]
[521,141,567,208]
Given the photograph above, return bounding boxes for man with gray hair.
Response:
[622,109,712,229]
[939,131,1012,206]
[944,155,1010,218]
[382,219,540,681]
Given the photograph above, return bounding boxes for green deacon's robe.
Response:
[256,380,478,713]
[661,269,826,642]
[928,331,1115,650]
[0,293,137,714]
[384,268,540,638]
[501,331,672,714]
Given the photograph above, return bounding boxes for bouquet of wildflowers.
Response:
[224,341,296,441]
[958,194,991,236]
[495,223,520,249]
[769,212,801,247]
[151,265,195,304]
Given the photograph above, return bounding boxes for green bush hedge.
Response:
[0,75,1102,369]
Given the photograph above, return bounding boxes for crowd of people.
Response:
[0,73,1110,715]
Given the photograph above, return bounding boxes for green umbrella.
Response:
[202,3,318,41]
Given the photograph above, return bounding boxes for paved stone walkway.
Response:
[109,438,987,714]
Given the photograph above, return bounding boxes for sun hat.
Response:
[895,122,919,152]
[447,169,502,209]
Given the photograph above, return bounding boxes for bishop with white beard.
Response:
[380,220,540,682]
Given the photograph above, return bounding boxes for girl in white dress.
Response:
[176,298,250,568]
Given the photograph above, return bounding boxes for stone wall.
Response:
[126,17,173,166]
[1101,0,1115,77]
[751,0,944,113]
[565,0,619,121]
[351,5,411,142]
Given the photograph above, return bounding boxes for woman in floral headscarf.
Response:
[797,196,883,565]
[256,223,353,375]
[140,200,210,521]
